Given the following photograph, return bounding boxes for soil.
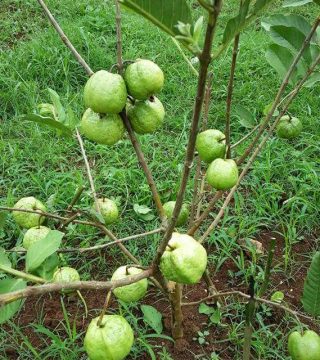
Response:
[4,231,319,359]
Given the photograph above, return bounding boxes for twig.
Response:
[97,290,113,327]
[36,0,93,76]
[0,269,153,306]
[153,2,223,269]
[67,185,85,211]
[200,53,320,243]
[231,124,259,149]
[225,34,240,159]
[60,212,80,230]
[0,265,46,284]
[237,16,320,165]
[258,238,276,297]
[114,0,123,74]
[171,37,199,77]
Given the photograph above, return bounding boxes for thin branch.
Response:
[0,265,46,284]
[67,185,85,211]
[231,124,259,150]
[171,37,199,77]
[0,269,153,306]
[237,16,320,165]
[200,53,320,243]
[36,0,93,76]
[153,2,223,269]
[97,290,113,327]
[114,0,123,74]
[225,34,240,159]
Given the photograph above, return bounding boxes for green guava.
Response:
[94,198,119,225]
[127,96,165,134]
[124,59,164,100]
[160,233,207,284]
[84,70,127,114]
[12,197,46,229]
[23,226,51,249]
[84,315,134,360]
[163,201,189,226]
[195,129,226,163]
[111,266,148,303]
[80,108,125,145]
[288,330,320,360]
[206,159,239,191]
[276,115,302,139]
[53,267,80,294]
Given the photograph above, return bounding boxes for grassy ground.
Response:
[0,0,319,359]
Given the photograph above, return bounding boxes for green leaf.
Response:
[283,0,313,6]
[119,0,192,37]
[271,291,284,303]
[133,204,152,215]
[0,278,26,324]
[141,305,163,334]
[304,72,320,87]
[26,230,64,272]
[302,252,320,316]
[89,208,106,224]
[209,309,221,324]
[31,253,59,281]
[22,114,73,137]
[65,107,79,129]
[233,105,256,128]
[252,0,274,13]
[47,88,66,123]
[0,248,11,269]
[198,303,215,315]
[0,212,7,230]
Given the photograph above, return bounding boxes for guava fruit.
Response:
[127,96,165,134]
[124,59,164,100]
[12,197,46,229]
[84,315,134,360]
[23,226,51,249]
[84,70,127,114]
[111,266,148,303]
[288,330,320,360]
[80,108,124,145]
[160,233,207,284]
[94,198,119,225]
[206,159,239,190]
[53,267,80,294]
[195,129,226,163]
[163,201,189,226]
[276,115,302,139]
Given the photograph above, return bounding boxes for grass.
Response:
[0,0,319,359]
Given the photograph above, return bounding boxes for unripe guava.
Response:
[206,159,239,190]
[124,59,164,100]
[23,226,51,249]
[12,197,46,229]
[80,108,124,145]
[288,330,320,360]
[163,201,189,226]
[53,267,80,294]
[276,115,302,139]
[84,70,127,114]
[111,266,148,303]
[94,198,119,225]
[196,129,226,163]
[127,96,165,134]
[160,233,207,284]
[84,315,134,360]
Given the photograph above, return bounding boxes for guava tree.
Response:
[1,0,320,359]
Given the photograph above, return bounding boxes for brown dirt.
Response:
[4,231,318,359]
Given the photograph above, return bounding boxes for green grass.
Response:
[0,0,320,359]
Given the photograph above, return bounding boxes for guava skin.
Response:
[160,233,207,284]
[206,159,239,191]
[163,201,189,227]
[23,226,51,249]
[84,315,134,360]
[127,96,165,134]
[276,115,302,139]
[124,59,164,100]
[111,266,148,303]
[196,129,226,163]
[12,197,46,229]
[288,330,320,360]
[84,70,127,114]
[80,108,125,145]
[94,198,119,225]
[53,267,80,294]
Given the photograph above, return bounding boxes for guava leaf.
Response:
[0,278,26,324]
[133,204,152,215]
[119,0,192,37]
[304,72,320,87]
[283,0,317,6]
[252,0,275,13]
[141,305,163,334]
[26,230,64,272]
[271,291,284,303]
[262,14,313,36]
[0,248,11,269]
[302,252,320,316]
[31,253,59,281]
[198,303,215,315]
[22,114,73,137]
[47,88,66,124]
[209,309,221,324]
[233,105,256,128]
